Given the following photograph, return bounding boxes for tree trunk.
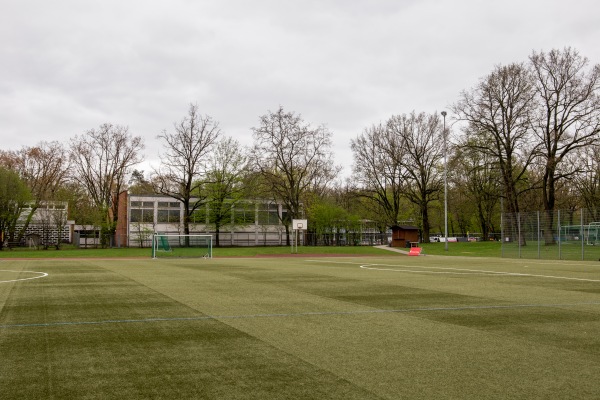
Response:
[542,162,557,245]
[183,201,191,247]
[477,203,489,241]
[215,222,221,247]
[421,202,430,242]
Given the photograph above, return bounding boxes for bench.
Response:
[5,241,23,250]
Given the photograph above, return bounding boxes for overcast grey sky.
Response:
[2,0,599,178]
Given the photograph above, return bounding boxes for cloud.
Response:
[1,0,599,179]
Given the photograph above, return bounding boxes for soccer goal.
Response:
[151,234,213,259]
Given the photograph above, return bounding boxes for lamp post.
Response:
[441,111,448,251]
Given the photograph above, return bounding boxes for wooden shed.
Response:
[390,225,420,248]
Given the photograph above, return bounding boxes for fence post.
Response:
[558,209,561,260]
[518,212,521,259]
[537,211,541,259]
[500,211,504,258]
[581,210,585,261]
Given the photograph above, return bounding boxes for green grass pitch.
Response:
[1,254,600,399]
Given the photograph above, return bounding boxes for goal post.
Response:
[151,234,213,259]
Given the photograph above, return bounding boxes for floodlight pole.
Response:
[441,111,448,252]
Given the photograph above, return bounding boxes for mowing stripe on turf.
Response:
[2,302,600,329]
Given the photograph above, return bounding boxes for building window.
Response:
[258,203,280,225]
[190,207,208,224]
[157,201,180,208]
[234,203,255,225]
[157,201,181,223]
[130,201,155,223]
[157,209,180,223]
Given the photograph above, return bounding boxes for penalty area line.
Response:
[305,260,600,282]
[0,270,48,284]
[359,264,600,282]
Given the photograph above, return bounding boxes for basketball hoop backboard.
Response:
[292,219,308,230]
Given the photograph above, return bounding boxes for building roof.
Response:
[390,225,420,230]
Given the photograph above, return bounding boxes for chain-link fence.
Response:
[112,230,390,248]
[501,208,600,260]
[304,232,389,246]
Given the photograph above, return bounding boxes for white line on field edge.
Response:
[305,260,600,282]
[0,270,48,284]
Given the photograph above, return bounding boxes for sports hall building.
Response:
[115,192,291,247]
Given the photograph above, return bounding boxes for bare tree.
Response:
[250,106,338,245]
[388,112,444,241]
[530,47,600,243]
[452,137,502,240]
[0,141,70,242]
[0,167,31,250]
[153,103,221,236]
[51,204,68,250]
[573,146,600,220]
[36,206,53,250]
[70,124,144,244]
[351,123,406,228]
[453,63,538,217]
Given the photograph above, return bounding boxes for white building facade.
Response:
[10,201,74,247]
[116,193,292,247]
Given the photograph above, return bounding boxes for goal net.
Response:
[151,234,213,259]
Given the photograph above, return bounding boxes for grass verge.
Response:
[419,240,502,257]
[0,245,397,259]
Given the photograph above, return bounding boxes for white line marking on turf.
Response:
[359,264,600,282]
[305,260,600,282]
[0,270,48,284]
[2,301,600,329]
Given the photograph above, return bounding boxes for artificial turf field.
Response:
[1,254,600,399]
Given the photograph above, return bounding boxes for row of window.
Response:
[22,202,67,210]
[188,210,282,225]
[130,209,180,223]
[131,201,180,209]
[130,204,284,225]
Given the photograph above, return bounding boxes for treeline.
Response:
[1,47,599,249]
[351,47,600,242]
